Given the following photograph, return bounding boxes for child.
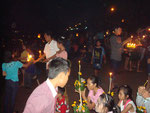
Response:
[56,87,69,113]
[91,39,106,76]
[44,36,67,62]
[80,76,104,110]
[95,94,120,113]
[118,85,136,113]
[136,86,150,113]
[2,51,31,113]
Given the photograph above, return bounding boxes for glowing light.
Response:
[37,34,41,38]
[148,28,150,31]
[27,54,32,62]
[143,35,146,38]
[127,43,136,48]
[110,7,115,12]
[106,31,109,35]
[39,50,42,57]
[131,35,133,38]
[76,33,79,37]
[121,19,125,23]
[109,72,112,77]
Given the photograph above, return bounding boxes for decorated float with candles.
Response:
[72,61,90,113]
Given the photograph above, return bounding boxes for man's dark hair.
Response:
[44,31,53,37]
[48,57,71,79]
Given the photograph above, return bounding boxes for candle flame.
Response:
[78,60,80,64]
[109,72,112,77]
[27,54,32,62]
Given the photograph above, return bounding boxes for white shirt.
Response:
[46,79,57,98]
[44,40,59,69]
[120,100,136,113]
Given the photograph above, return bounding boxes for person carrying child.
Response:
[55,87,69,113]
[117,85,136,113]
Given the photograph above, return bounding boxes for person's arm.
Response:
[45,54,56,62]
[122,38,132,46]
[34,53,46,64]
[121,104,133,113]
[91,50,94,64]
[81,89,95,110]
[2,71,6,76]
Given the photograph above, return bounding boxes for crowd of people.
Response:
[1,26,150,113]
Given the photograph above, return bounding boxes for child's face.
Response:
[57,93,61,98]
[96,41,101,47]
[118,89,126,100]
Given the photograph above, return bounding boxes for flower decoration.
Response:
[137,106,146,113]
[72,100,90,113]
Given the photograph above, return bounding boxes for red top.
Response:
[56,96,69,113]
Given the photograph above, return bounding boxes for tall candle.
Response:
[109,72,112,94]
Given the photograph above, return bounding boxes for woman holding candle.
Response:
[80,75,104,111]
[2,50,31,113]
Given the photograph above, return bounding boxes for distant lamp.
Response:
[148,28,150,32]
[143,35,146,38]
[131,35,133,38]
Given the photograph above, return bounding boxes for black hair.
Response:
[99,94,120,113]
[88,75,101,87]
[57,36,66,46]
[118,85,133,100]
[48,57,71,79]
[44,31,53,37]
[58,87,65,96]
[3,51,13,63]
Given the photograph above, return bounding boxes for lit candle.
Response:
[39,50,41,57]
[27,54,32,62]
[109,72,112,94]
[78,60,81,72]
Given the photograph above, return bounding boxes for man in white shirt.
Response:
[34,31,59,70]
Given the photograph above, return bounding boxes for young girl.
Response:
[95,94,120,113]
[45,36,67,62]
[81,76,104,110]
[2,51,31,113]
[118,85,136,113]
[55,87,69,113]
[91,40,106,76]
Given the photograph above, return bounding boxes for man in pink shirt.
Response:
[23,57,71,113]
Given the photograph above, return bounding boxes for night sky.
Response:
[1,0,150,33]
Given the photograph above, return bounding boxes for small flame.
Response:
[27,54,32,62]
[109,72,112,77]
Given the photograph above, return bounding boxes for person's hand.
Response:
[81,88,86,98]
[138,86,145,95]
[142,90,150,99]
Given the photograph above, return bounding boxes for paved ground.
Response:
[0,57,148,113]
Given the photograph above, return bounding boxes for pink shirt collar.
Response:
[46,79,57,97]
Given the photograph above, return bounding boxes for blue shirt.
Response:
[2,61,23,82]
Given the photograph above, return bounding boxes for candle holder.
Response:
[72,60,89,113]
